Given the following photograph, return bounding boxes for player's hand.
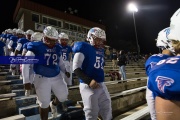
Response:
[24,83,32,90]
[8,48,12,52]
[89,79,100,89]
[65,72,70,78]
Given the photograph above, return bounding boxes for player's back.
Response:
[145,54,170,75]
[148,56,180,101]
[17,38,29,52]
[10,36,18,51]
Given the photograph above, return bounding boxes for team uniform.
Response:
[145,54,171,75]
[148,56,180,100]
[22,42,34,83]
[73,41,112,120]
[5,33,13,56]
[22,42,29,55]
[145,53,171,120]
[8,35,18,53]
[59,44,72,85]
[144,26,173,120]
[16,38,30,55]
[23,41,68,108]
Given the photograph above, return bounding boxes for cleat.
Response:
[25,90,30,96]
[61,102,68,112]
[50,101,57,118]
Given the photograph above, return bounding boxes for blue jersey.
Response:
[10,36,18,51]
[2,34,7,43]
[145,54,170,75]
[23,42,29,50]
[17,38,29,53]
[6,34,13,40]
[148,56,180,101]
[72,42,105,83]
[59,45,72,61]
[0,34,4,38]
[0,41,5,56]
[27,42,62,77]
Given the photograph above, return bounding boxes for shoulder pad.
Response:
[27,41,43,53]
[72,41,91,53]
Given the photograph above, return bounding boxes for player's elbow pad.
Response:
[74,68,92,85]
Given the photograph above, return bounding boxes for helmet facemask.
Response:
[60,39,68,46]
[43,36,58,48]
[87,27,106,48]
[43,26,58,48]
[58,33,69,46]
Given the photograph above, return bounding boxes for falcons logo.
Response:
[150,62,157,68]
[156,76,174,93]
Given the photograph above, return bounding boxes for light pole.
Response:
[128,3,140,58]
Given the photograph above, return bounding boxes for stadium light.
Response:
[127,3,140,58]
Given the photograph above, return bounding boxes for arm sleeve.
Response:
[8,40,13,49]
[73,52,84,71]
[15,43,22,51]
[73,52,92,85]
[146,87,156,119]
[22,51,35,84]
[22,48,27,56]
[3,38,6,42]
[6,38,10,45]
[59,55,67,74]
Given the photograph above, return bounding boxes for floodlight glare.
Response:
[128,3,138,12]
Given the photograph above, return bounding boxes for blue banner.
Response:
[0,56,46,64]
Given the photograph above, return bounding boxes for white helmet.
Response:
[7,29,13,34]
[170,8,180,22]
[87,27,106,46]
[26,29,34,35]
[59,32,69,46]
[12,28,17,33]
[168,8,180,41]
[156,27,170,49]
[31,32,43,41]
[59,32,69,40]
[43,26,58,39]
[16,29,24,34]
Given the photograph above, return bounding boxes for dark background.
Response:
[1,0,180,54]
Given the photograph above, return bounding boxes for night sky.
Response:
[1,0,180,54]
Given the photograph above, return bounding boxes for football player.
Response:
[145,27,174,120]
[58,32,73,86]
[14,30,32,56]
[22,32,43,56]
[8,29,24,75]
[25,29,34,40]
[22,32,43,96]
[148,8,180,120]
[4,29,13,56]
[22,26,70,120]
[72,27,112,120]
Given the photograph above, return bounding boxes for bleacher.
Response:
[0,60,150,120]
